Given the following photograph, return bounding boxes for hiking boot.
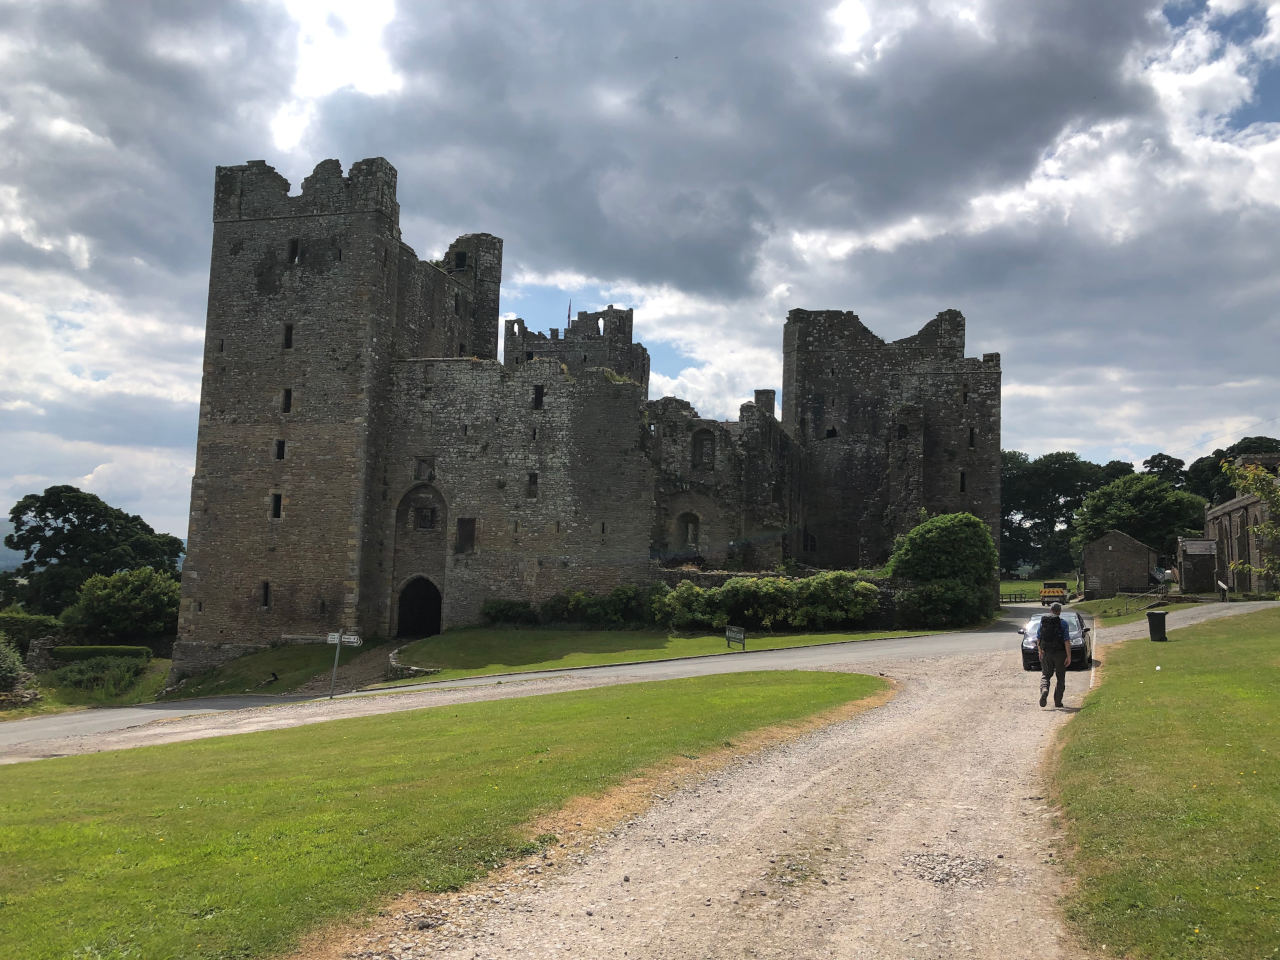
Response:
[1039,690,1048,708]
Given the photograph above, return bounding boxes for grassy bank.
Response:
[387,625,931,684]
[1054,607,1280,958]
[0,670,886,960]
[1,658,173,721]
[164,643,370,698]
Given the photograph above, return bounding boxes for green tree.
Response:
[1220,460,1280,585]
[61,567,181,648]
[1001,451,1132,575]
[1142,452,1186,488]
[1185,436,1280,505]
[1072,474,1207,557]
[5,486,183,615]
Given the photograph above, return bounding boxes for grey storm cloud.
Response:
[293,0,1166,298]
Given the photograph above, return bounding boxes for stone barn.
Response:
[1082,530,1157,599]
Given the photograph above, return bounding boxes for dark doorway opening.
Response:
[397,577,442,638]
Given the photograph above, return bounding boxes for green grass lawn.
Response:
[0,670,886,960]
[385,625,932,685]
[163,643,371,699]
[1053,607,1280,959]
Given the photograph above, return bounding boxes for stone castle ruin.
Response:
[172,158,1001,678]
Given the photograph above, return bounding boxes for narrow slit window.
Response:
[454,293,460,315]
[532,427,538,441]
[527,472,538,498]
[274,440,286,460]
[959,470,967,493]
[962,383,970,404]
[601,521,606,535]
[261,581,271,608]
[281,388,293,413]
[532,384,544,410]
[271,493,282,519]
[455,517,476,554]
[217,338,225,353]
[287,238,300,264]
[458,343,467,357]
[968,427,976,449]
[283,324,293,348]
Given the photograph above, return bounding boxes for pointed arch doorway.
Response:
[397,577,442,638]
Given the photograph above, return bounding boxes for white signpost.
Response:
[326,631,362,698]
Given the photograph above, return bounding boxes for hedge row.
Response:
[49,645,152,662]
[0,611,63,657]
[653,571,879,631]
[482,583,664,629]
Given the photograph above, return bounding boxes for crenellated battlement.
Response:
[212,157,400,225]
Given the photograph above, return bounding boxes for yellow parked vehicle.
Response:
[1040,580,1069,606]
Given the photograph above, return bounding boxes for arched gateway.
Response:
[397,577,442,638]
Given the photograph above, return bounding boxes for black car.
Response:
[1019,612,1092,671]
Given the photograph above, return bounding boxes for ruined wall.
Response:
[782,309,1001,568]
[504,305,650,389]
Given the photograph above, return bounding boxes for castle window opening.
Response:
[525,351,534,360]
[825,427,839,438]
[453,293,460,315]
[601,521,606,534]
[968,427,976,448]
[217,338,224,353]
[962,383,970,404]
[196,600,203,613]
[897,424,908,439]
[531,427,538,441]
[414,458,434,481]
[275,440,286,460]
[261,581,271,608]
[287,238,300,264]
[282,323,293,348]
[532,384,544,409]
[454,250,467,269]
[692,430,715,469]
[555,520,561,533]
[271,493,282,519]
[678,512,700,548]
[959,470,967,492]
[281,388,293,413]
[414,506,437,530]
[458,343,467,356]
[456,517,476,553]
[527,472,539,497]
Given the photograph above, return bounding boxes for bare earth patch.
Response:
[283,653,1098,960]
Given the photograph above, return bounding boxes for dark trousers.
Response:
[1040,645,1067,705]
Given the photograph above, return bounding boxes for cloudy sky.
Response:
[1,0,1278,542]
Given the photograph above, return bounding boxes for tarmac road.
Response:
[1,600,1270,764]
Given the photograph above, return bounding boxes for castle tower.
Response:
[782,309,1000,567]
[173,158,406,676]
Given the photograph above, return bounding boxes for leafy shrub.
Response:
[0,634,29,693]
[886,512,998,587]
[0,610,63,657]
[480,599,540,626]
[894,579,989,629]
[60,567,180,649]
[50,645,151,662]
[48,656,146,695]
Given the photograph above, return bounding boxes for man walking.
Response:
[1037,602,1071,708]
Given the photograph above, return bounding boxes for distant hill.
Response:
[0,520,21,572]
